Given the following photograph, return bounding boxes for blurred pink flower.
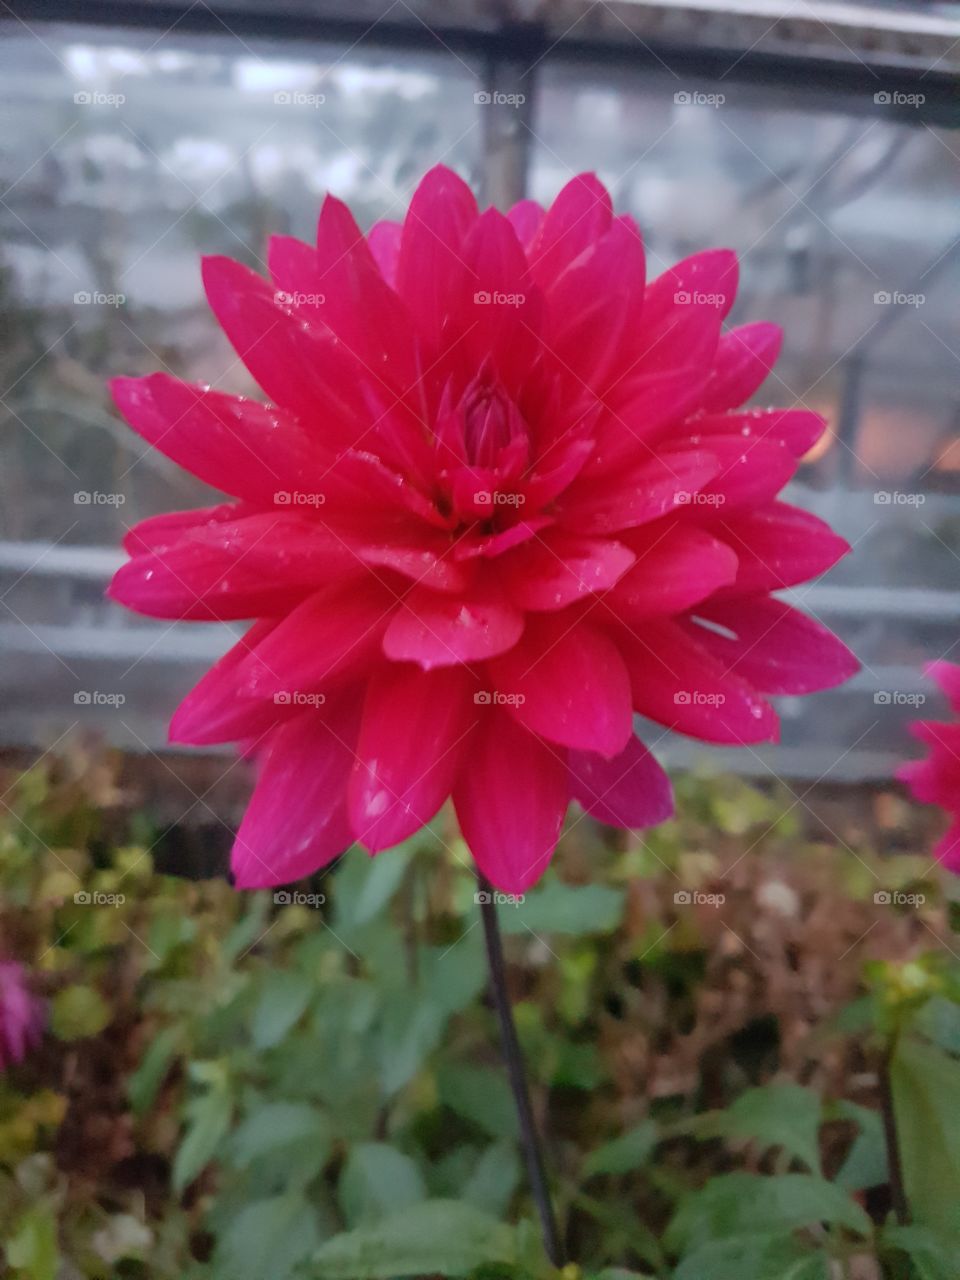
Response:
[0,961,44,1070]
[109,166,857,893]
[898,660,960,870]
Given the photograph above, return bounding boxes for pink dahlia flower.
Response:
[898,661,960,870]
[0,961,44,1071]
[109,166,857,893]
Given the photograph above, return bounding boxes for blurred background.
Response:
[2,0,959,787]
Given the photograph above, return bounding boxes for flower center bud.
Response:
[461,371,528,471]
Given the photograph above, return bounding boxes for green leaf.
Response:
[128,1023,181,1115]
[6,1204,60,1280]
[584,1121,659,1177]
[831,1100,888,1191]
[49,984,111,1040]
[913,995,960,1054]
[250,971,312,1050]
[720,1083,822,1172]
[349,846,414,926]
[338,1143,427,1228]
[212,1193,320,1280]
[673,1235,829,1280]
[437,1062,519,1140]
[377,990,446,1096]
[891,1033,960,1244]
[173,1081,233,1193]
[665,1173,872,1253]
[882,1223,956,1280]
[229,1101,330,1174]
[500,879,625,935]
[461,1141,521,1215]
[310,1200,516,1278]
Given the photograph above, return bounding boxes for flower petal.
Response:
[487,615,633,758]
[500,531,635,611]
[111,374,325,505]
[619,620,779,744]
[684,598,859,694]
[109,513,357,621]
[561,450,720,534]
[607,525,738,619]
[453,708,568,893]
[710,502,850,595]
[693,408,827,458]
[383,575,524,668]
[367,219,402,288]
[348,663,477,851]
[397,164,477,346]
[569,736,673,828]
[529,173,612,287]
[700,322,783,412]
[231,694,360,888]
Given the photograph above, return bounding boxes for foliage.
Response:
[0,750,957,1278]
